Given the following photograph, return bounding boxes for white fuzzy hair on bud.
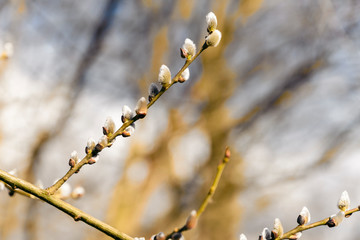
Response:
[273,218,284,237]
[239,233,247,240]
[261,227,271,240]
[135,97,148,118]
[338,190,350,211]
[206,12,218,33]
[0,182,5,191]
[122,105,133,122]
[297,206,311,225]
[329,210,345,227]
[98,135,108,148]
[103,117,115,135]
[179,68,190,83]
[71,186,85,199]
[158,64,171,86]
[205,29,222,47]
[122,125,135,137]
[182,38,196,59]
[86,138,96,154]
[289,232,302,240]
[57,181,72,199]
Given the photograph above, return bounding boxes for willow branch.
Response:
[46,43,208,195]
[0,169,133,240]
[197,146,230,217]
[278,206,360,239]
[165,147,230,239]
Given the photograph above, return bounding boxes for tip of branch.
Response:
[224,147,231,160]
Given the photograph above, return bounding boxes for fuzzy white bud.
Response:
[86,138,96,154]
[103,117,115,135]
[273,218,284,237]
[71,186,85,199]
[58,182,72,199]
[158,64,171,86]
[135,97,148,118]
[122,105,134,122]
[0,182,5,191]
[98,135,108,148]
[182,38,196,59]
[289,232,302,240]
[179,68,190,83]
[297,206,311,225]
[328,210,345,227]
[88,155,99,165]
[122,125,135,137]
[69,150,79,168]
[206,12,218,33]
[338,190,350,211]
[261,228,271,240]
[205,29,222,47]
[239,234,247,240]
[185,210,197,230]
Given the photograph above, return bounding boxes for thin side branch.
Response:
[0,169,133,240]
[165,146,230,239]
[278,206,360,239]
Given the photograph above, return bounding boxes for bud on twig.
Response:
[184,210,197,230]
[338,190,350,211]
[122,125,135,137]
[206,12,218,33]
[205,29,222,47]
[327,210,345,227]
[260,228,271,240]
[148,83,160,102]
[95,136,108,152]
[69,150,79,168]
[122,105,134,123]
[289,232,302,240]
[181,38,196,60]
[239,233,247,240]
[170,232,183,240]
[178,68,190,83]
[85,138,96,154]
[150,232,165,240]
[135,97,148,118]
[103,117,115,136]
[273,218,283,238]
[158,64,171,87]
[71,186,85,199]
[297,206,311,225]
[88,155,99,165]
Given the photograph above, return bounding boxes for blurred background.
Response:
[1,0,360,239]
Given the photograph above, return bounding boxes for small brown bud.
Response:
[122,125,135,137]
[185,210,197,230]
[88,156,99,165]
[288,232,302,240]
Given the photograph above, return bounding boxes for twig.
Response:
[278,206,360,240]
[165,147,230,239]
[0,169,133,240]
[46,43,208,195]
